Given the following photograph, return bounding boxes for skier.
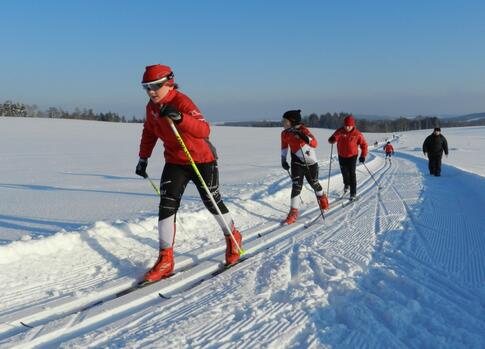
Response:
[328,115,368,200]
[422,127,448,176]
[281,110,329,224]
[383,141,394,164]
[135,64,242,282]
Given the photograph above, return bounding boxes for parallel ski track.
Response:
[0,154,391,348]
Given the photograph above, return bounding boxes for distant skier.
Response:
[422,127,448,176]
[328,115,368,200]
[281,110,329,224]
[383,141,395,164]
[135,64,242,282]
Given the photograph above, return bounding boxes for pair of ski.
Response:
[331,191,359,208]
[115,257,248,299]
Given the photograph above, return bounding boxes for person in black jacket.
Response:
[422,127,449,176]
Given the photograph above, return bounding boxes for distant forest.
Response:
[0,100,142,123]
[223,112,485,132]
[2,100,485,132]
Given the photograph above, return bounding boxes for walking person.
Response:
[135,64,242,282]
[422,127,449,176]
[383,141,395,164]
[328,115,368,200]
[281,110,329,224]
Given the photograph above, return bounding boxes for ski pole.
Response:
[298,145,325,222]
[362,162,381,189]
[286,169,304,205]
[146,174,161,196]
[165,117,245,255]
[326,143,333,196]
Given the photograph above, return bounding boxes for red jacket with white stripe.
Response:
[281,125,319,164]
[139,89,216,164]
[329,127,368,158]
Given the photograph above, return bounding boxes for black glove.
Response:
[281,157,290,171]
[160,104,182,123]
[328,136,336,144]
[359,156,365,163]
[136,158,148,178]
[289,129,310,144]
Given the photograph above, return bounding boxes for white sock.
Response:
[158,215,175,249]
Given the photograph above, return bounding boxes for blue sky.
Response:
[1,0,485,121]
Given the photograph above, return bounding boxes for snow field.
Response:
[1,118,484,348]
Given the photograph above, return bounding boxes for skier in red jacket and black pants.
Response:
[135,64,242,282]
[328,115,368,200]
[383,141,395,164]
[281,110,329,224]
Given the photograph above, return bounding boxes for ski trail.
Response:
[59,151,485,349]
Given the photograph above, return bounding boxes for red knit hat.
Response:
[344,115,355,127]
[142,64,174,83]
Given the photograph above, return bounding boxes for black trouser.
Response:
[428,154,442,176]
[339,156,357,196]
[158,161,228,220]
[290,162,322,198]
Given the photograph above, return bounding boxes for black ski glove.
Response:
[281,157,290,171]
[328,136,336,144]
[160,104,182,123]
[136,158,148,178]
[359,156,365,163]
[289,129,310,144]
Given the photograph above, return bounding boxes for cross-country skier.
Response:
[422,127,448,176]
[135,64,242,282]
[383,141,394,164]
[281,110,329,224]
[328,115,368,200]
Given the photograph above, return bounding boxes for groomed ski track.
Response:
[2,143,485,348]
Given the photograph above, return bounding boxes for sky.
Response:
[1,0,485,121]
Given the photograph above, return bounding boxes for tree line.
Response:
[0,100,142,123]
[223,112,485,132]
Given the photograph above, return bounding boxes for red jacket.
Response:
[329,127,368,158]
[384,144,394,153]
[139,90,216,164]
[281,125,318,164]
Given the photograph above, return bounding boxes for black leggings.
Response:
[158,161,229,220]
[290,162,322,198]
[339,156,357,196]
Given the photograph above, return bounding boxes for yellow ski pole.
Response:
[146,174,161,196]
[165,117,245,255]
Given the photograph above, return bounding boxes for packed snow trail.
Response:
[6,151,481,348]
[0,155,387,348]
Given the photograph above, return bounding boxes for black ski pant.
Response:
[158,161,228,220]
[339,156,357,196]
[290,162,322,198]
[428,154,442,176]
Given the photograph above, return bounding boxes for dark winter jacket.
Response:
[422,133,448,157]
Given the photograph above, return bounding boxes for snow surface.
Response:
[0,117,484,348]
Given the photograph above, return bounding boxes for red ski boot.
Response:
[144,247,174,282]
[318,194,329,210]
[284,208,299,225]
[225,228,242,265]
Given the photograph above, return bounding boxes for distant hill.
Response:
[446,112,485,122]
[354,114,396,121]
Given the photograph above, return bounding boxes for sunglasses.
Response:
[142,72,174,91]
